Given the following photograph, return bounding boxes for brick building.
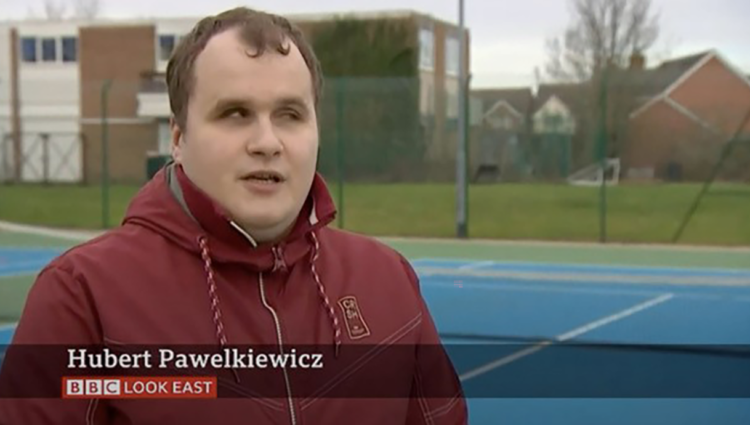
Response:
[0,10,470,184]
[472,50,750,182]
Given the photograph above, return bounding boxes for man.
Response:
[0,7,467,425]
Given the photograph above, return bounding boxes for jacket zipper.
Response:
[228,221,295,424]
[272,246,287,272]
[259,270,297,425]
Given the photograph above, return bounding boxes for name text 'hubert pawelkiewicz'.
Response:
[67,348,324,370]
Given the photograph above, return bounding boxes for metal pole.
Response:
[456,0,468,238]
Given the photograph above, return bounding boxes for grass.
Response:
[0,181,748,246]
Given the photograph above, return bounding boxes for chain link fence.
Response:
[2,73,748,245]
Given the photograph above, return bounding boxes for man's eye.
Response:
[221,108,248,119]
[279,109,302,120]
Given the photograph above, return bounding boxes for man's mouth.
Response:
[242,171,285,184]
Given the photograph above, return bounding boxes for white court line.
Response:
[416,266,750,287]
[417,257,750,276]
[458,261,494,271]
[0,323,17,332]
[459,293,675,381]
[429,280,657,298]
[424,279,748,302]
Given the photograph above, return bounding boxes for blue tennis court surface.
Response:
[1,249,749,424]
[413,258,750,425]
[0,247,64,278]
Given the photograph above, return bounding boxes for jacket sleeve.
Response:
[399,257,469,425]
[0,264,107,425]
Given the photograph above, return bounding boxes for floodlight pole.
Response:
[456,0,468,238]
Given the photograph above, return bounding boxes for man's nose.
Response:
[247,116,283,157]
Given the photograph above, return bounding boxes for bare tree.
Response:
[546,0,660,82]
[542,0,661,169]
[73,0,101,19]
[41,0,68,20]
[33,0,101,20]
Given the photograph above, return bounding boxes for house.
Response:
[473,87,533,131]
[471,49,750,182]
[0,10,470,184]
[532,83,587,135]
[625,50,750,181]
[469,88,533,181]
[472,83,591,180]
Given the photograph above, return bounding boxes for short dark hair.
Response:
[166,7,323,128]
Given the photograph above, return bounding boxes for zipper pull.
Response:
[272,246,287,272]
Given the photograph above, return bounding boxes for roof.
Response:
[530,51,715,119]
[472,87,533,116]
[534,83,591,118]
[613,51,710,101]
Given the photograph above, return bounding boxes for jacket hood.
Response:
[122,163,343,365]
[122,162,337,272]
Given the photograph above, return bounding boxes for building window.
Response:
[158,35,176,61]
[41,37,57,62]
[419,28,434,71]
[445,36,460,76]
[62,37,77,62]
[21,37,37,62]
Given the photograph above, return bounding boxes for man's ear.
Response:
[170,115,184,163]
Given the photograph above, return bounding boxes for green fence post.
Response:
[101,80,112,229]
[335,78,345,229]
[596,68,609,243]
[463,73,472,237]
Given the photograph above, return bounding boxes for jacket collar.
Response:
[168,162,336,271]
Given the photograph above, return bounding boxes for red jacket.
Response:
[0,163,467,425]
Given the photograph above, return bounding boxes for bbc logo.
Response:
[65,379,121,397]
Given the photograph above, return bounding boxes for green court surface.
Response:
[385,237,750,270]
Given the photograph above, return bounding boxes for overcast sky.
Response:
[4,0,749,88]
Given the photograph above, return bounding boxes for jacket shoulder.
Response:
[41,225,156,278]
[317,228,419,286]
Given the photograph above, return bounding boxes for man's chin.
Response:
[228,209,295,237]
[234,213,283,229]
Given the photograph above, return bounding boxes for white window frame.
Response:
[445,35,460,77]
[419,28,434,71]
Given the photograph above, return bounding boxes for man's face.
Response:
[171,28,319,242]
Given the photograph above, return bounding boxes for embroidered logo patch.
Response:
[337,296,371,340]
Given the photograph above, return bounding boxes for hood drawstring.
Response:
[198,236,241,384]
[309,231,342,357]
[198,232,342,368]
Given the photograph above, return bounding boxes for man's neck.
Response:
[231,218,296,247]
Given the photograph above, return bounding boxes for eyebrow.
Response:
[276,97,309,111]
[211,96,310,113]
[211,98,246,113]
